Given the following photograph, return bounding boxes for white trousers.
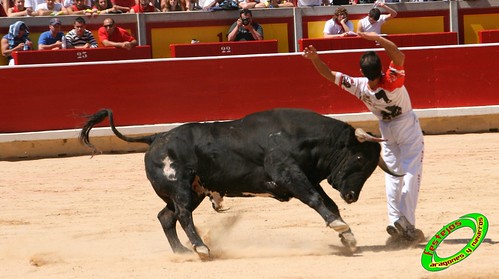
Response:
[379,111,424,227]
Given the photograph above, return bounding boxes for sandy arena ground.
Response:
[1,133,498,278]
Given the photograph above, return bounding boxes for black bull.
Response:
[80,108,402,258]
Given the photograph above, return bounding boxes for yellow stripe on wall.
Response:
[463,13,499,44]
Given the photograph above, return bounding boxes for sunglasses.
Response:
[103,24,114,28]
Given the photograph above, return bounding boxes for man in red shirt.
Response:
[130,0,159,13]
[98,18,138,50]
[110,0,134,12]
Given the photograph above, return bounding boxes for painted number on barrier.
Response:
[76,51,88,59]
[221,46,231,54]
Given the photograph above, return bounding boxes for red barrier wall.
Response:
[12,46,152,65]
[299,32,458,51]
[170,40,279,58]
[1,44,498,133]
[478,29,499,43]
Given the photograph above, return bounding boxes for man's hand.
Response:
[302,45,319,60]
[243,23,253,31]
[122,42,133,50]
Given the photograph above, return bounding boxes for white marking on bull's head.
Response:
[162,156,177,181]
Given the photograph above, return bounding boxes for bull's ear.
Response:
[355,128,385,143]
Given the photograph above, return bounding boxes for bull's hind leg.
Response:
[157,202,191,254]
[157,193,209,257]
[173,188,211,259]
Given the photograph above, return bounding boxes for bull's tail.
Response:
[79,109,155,153]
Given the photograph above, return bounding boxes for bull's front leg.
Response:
[300,186,358,252]
[264,158,357,252]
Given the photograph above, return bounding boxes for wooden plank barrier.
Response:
[299,32,458,51]
[478,29,499,43]
[170,40,279,58]
[11,46,152,65]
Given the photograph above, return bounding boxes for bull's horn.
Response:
[355,128,386,143]
[378,157,405,177]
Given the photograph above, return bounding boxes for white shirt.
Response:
[334,62,412,121]
[62,0,93,7]
[298,0,321,7]
[323,19,354,36]
[35,2,63,11]
[358,14,389,34]
[24,0,45,8]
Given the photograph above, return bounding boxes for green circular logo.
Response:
[421,213,488,271]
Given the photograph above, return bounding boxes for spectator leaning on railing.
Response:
[65,0,98,15]
[38,18,65,50]
[131,0,160,13]
[98,17,138,50]
[65,16,98,48]
[93,0,120,14]
[161,0,187,11]
[7,0,36,16]
[35,0,64,16]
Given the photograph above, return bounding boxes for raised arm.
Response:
[358,32,404,66]
[302,45,337,83]
[379,2,397,19]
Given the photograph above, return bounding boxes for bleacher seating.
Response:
[170,40,279,58]
[11,46,152,65]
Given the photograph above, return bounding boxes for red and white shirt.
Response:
[334,62,413,121]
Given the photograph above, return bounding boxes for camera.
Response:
[241,18,250,26]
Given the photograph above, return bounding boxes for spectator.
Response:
[161,0,186,11]
[23,0,43,11]
[98,18,138,50]
[357,1,397,34]
[227,9,263,42]
[303,32,425,244]
[202,0,222,10]
[1,21,33,65]
[255,0,294,8]
[238,0,257,9]
[38,18,65,50]
[35,0,64,16]
[65,16,98,48]
[323,7,354,38]
[111,0,135,13]
[93,0,120,13]
[61,0,91,11]
[131,0,160,12]
[0,1,6,17]
[66,0,97,15]
[7,0,36,16]
[297,0,326,7]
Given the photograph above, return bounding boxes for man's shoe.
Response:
[386,225,399,236]
[394,216,412,234]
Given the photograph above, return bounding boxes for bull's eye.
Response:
[356,155,365,164]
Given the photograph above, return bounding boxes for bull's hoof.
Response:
[194,245,211,261]
[328,219,350,233]
[339,231,357,253]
